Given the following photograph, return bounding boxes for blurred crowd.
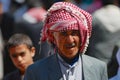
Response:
[0,0,120,80]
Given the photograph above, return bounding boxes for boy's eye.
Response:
[10,52,25,58]
[11,54,17,58]
[20,52,25,57]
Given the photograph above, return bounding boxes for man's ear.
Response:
[49,31,56,44]
[31,47,36,57]
[52,32,57,44]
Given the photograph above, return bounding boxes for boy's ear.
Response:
[31,47,36,57]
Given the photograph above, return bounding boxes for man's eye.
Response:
[72,30,79,36]
[60,31,67,36]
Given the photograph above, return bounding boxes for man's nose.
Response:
[66,35,74,43]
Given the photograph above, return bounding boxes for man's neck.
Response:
[59,53,80,66]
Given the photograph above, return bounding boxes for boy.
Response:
[4,33,35,80]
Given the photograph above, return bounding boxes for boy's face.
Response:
[9,44,35,74]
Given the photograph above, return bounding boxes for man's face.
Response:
[9,44,35,74]
[53,30,80,59]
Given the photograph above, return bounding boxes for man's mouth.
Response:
[65,43,76,48]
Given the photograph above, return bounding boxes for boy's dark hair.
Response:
[7,33,33,50]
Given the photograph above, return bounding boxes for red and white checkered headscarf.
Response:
[40,2,92,54]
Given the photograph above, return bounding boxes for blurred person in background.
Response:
[109,48,120,80]
[0,28,4,80]
[107,41,120,78]
[3,33,35,80]
[86,0,120,64]
[0,0,10,14]
[86,0,120,78]
[67,0,102,14]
